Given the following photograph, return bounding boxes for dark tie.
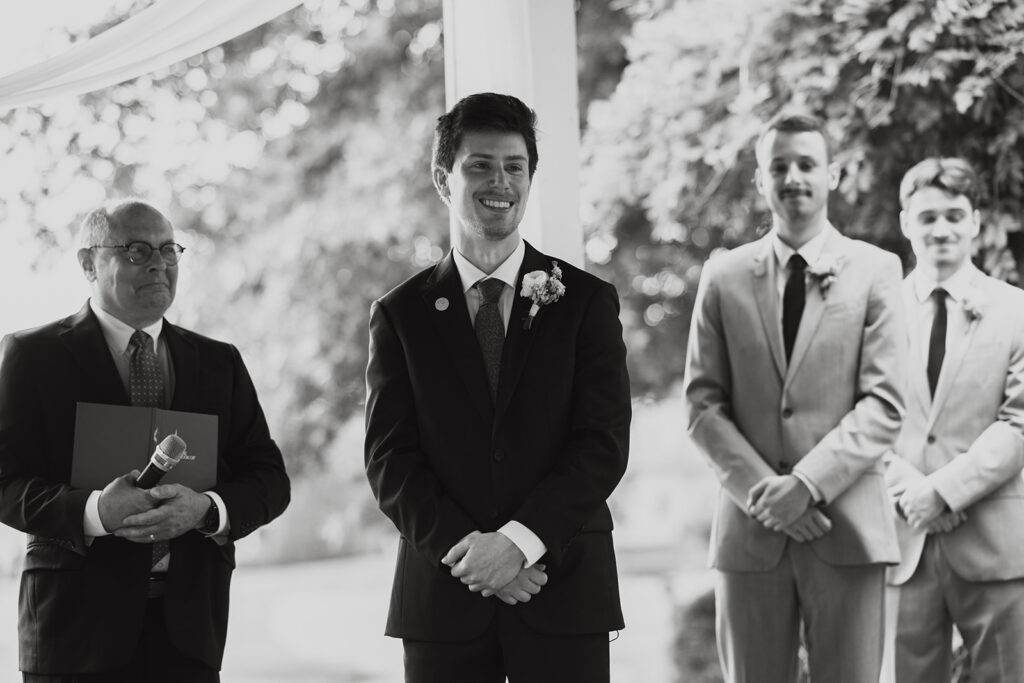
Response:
[474,279,506,400]
[782,254,807,363]
[129,331,169,571]
[927,288,948,397]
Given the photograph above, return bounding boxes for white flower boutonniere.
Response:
[806,254,844,298]
[520,260,566,330]
[961,295,983,323]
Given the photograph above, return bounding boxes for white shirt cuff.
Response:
[792,471,823,504]
[203,490,230,538]
[498,520,547,568]
[83,490,109,540]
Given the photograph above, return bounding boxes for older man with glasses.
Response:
[0,198,290,682]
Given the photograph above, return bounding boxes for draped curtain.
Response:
[0,0,302,111]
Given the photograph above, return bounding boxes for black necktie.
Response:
[927,288,948,397]
[782,254,807,362]
[129,331,169,571]
[474,279,505,400]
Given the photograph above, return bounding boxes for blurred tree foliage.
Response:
[582,0,1024,398]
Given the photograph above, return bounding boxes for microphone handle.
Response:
[135,461,168,489]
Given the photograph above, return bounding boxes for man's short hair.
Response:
[432,92,539,177]
[899,157,979,209]
[78,199,168,248]
[755,110,832,162]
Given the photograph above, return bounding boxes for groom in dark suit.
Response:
[364,92,631,682]
[0,199,290,682]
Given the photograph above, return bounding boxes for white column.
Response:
[441,0,583,267]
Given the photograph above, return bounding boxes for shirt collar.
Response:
[911,263,975,304]
[771,226,829,272]
[89,299,164,355]
[452,238,526,293]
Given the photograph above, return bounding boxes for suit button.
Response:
[778,460,792,473]
[782,408,793,418]
[488,508,498,519]
[493,449,505,462]
[927,434,936,444]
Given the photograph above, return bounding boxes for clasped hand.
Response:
[747,475,831,541]
[898,479,953,531]
[442,531,548,605]
[97,470,210,543]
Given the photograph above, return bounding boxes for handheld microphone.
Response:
[135,433,188,489]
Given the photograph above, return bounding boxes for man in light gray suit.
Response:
[684,111,905,683]
[881,158,1024,683]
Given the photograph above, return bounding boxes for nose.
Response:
[145,249,169,270]
[489,166,509,189]
[783,163,799,185]
[930,219,953,240]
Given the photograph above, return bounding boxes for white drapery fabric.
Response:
[0,0,303,111]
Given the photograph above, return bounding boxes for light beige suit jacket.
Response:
[885,266,1024,585]
[684,225,905,571]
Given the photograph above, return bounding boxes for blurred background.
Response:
[0,0,1022,680]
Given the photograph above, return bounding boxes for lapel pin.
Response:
[435,297,449,312]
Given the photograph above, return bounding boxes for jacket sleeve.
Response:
[214,344,291,541]
[0,334,92,554]
[506,282,631,565]
[684,258,777,509]
[364,300,477,565]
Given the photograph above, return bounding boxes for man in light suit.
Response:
[364,93,631,682]
[0,199,290,682]
[881,158,1024,682]
[683,111,906,683]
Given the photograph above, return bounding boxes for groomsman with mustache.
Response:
[881,158,1024,682]
[684,111,906,682]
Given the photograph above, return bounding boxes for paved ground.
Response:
[0,552,679,682]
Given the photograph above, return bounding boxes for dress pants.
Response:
[881,535,1024,683]
[22,597,219,683]
[403,604,610,683]
[716,539,885,683]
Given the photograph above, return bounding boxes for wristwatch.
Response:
[199,494,220,535]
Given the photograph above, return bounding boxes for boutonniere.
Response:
[806,254,844,298]
[520,260,566,330]
[961,294,983,322]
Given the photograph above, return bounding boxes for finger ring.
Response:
[149,534,155,542]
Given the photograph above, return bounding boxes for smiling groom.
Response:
[364,93,631,682]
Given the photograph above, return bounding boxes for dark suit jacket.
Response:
[364,241,631,641]
[0,302,290,674]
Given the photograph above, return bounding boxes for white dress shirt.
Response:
[451,239,547,568]
[770,228,830,503]
[83,300,229,541]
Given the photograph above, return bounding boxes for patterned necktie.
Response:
[927,288,948,397]
[129,331,169,571]
[474,279,506,400]
[782,254,807,363]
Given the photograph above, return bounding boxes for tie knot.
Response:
[477,279,504,305]
[788,254,807,272]
[932,287,948,302]
[130,330,154,354]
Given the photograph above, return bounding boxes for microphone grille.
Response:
[159,433,187,463]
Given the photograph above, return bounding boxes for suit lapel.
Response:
[163,323,198,411]
[420,252,494,421]
[494,242,547,423]
[784,228,843,383]
[752,237,785,382]
[58,302,129,405]
[928,272,984,428]
[902,281,932,419]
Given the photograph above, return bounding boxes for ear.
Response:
[753,168,765,198]
[77,248,97,282]
[969,208,982,239]
[827,161,840,191]
[432,168,450,203]
[899,210,911,241]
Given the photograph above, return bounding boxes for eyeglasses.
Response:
[91,242,186,265]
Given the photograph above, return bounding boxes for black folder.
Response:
[71,402,218,490]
